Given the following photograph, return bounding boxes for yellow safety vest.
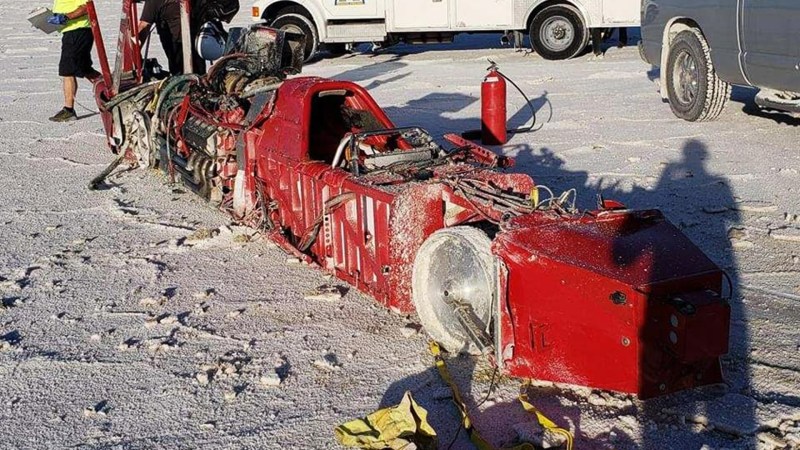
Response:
[52,0,91,33]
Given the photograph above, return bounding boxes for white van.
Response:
[251,0,640,60]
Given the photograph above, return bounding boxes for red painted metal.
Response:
[481,68,507,145]
[188,75,728,398]
[90,21,731,398]
[86,1,113,97]
[493,210,729,398]
[111,0,143,94]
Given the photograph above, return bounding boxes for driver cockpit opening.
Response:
[308,89,384,165]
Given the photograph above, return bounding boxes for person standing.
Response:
[47,0,100,122]
[138,0,206,75]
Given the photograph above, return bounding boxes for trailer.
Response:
[251,0,640,60]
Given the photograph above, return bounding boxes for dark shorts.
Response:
[59,28,95,77]
[158,30,207,76]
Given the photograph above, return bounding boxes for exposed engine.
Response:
[106,25,304,213]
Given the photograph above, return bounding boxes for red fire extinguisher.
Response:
[481,62,507,145]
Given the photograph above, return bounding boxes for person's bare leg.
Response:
[63,76,77,109]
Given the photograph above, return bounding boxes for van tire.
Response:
[271,9,319,62]
[665,29,730,122]
[529,5,589,60]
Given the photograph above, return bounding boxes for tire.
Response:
[665,29,730,122]
[529,5,589,60]
[271,9,319,62]
[412,227,496,354]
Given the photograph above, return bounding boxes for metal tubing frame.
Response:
[180,0,193,74]
[86,0,114,97]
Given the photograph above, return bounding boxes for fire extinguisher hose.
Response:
[497,67,538,134]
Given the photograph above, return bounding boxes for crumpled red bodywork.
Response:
[88,4,730,399]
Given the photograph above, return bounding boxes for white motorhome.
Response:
[251,0,640,60]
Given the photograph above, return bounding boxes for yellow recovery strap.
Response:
[335,342,574,450]
[430,341,574,450]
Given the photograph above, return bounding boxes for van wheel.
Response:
[271,9,319,62]
[665,29,730,121]
[530,5,589,60]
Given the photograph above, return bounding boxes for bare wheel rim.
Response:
[540,15,575,52]
[413,228,495,352]
[131,111,151,168]
[673,50,700,106]
[280,23,304,36]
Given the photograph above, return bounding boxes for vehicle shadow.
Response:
[730,85,800,127]
[378,355,477,448]
[513,140,752,449]
[379,91,550,140]
[587,27,643,58]
[327,54,411,90]
[379,353,588,449]
[359,33,512,58]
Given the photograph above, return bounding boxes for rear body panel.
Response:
[741,0,800,91]
[494,211,729,398]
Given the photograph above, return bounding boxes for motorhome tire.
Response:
[529,5,589,60]
[271,11,319,62]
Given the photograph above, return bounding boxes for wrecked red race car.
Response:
[87,0,731,399]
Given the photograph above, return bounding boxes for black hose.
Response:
[497,68,537,134]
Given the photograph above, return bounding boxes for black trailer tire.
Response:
[529,5,589,60]
[271,10,319,62]
[665,29,730,122]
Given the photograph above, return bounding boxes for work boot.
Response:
[49,107,77,122]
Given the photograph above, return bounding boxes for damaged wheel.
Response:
[131,110,156,168]
[412,226,496,354]
[271,9,319,62]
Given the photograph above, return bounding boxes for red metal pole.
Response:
[129,0,143,83]
[86,0,114,97]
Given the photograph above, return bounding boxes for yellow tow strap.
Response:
[430,341,574,450]
[334,342,574,450]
